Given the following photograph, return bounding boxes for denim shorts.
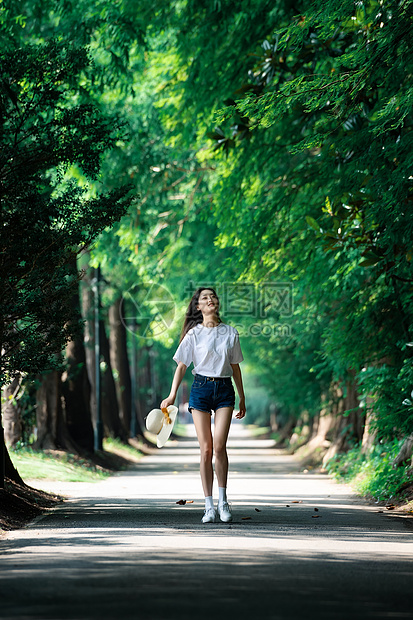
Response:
[188,374,235,415]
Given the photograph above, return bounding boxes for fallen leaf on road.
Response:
[314,507,319,512]
[292,501,303,504]
[176,499,194,505]
[312,515,321,518]
[255,508,261,512]
[286,505,290,507]
[242,517,252,520]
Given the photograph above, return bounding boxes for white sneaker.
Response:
[217,501,233,522]
[202,508,216,524]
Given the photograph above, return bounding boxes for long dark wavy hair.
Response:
[179,286,221,342]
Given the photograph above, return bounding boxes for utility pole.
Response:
[130,318,137,438]
[148,346,157,409]
[93,266,103,451]
[0,415,4,489]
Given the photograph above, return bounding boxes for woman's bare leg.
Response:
[213,407,233,488]
[192,409,214,497]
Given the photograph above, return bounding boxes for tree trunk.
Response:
[344,377,365,443]
[136,346,150,432]
[274,417,296,448]
[130,322,145,440]
[1,397,24,486]
[2,374,22,447]
[5,444,25,485]
[35,366,86,454]
[109,298,131,432]
[34,369,63,450]
[80,261,127,442]
[100,318,127,440]
[392,434,413,468]
[61,260,94,453]
[269,403,279,433]
[62,336,94,453]
[361,396,377,454]
[291,380,363,465]
[146,346,157,410]
[321,383,349,464]
[130,329,146,438]
[0,393,31,486]
[80,263,97,434]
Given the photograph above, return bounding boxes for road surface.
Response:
[1,424,412,619]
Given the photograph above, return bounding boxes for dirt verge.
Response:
[1,445,144,533]
[0,480,61,533]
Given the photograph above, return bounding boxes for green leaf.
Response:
[359,256,382,267]
[306,216,322,232]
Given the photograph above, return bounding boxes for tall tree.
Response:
[0,39,132,482]
[109,298,132,434]
[61,258,95,453]
[212,0,413,441]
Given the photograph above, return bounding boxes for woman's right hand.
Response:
[160,395,175,410]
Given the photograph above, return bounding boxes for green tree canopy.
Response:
[3,0,412,440]
[0,39,132,384]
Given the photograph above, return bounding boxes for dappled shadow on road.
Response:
[10,425,413,545]
[2,427,413,620]
[1,544,412,620]
[2,491,412,546]
[131,447,300,475]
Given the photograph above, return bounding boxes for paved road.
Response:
[1,424,413,620]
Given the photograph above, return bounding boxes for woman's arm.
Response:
[160,361,187,409]
[231,363,246,419]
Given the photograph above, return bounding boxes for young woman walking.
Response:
[161,287,246,523]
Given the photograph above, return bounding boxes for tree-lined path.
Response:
[1,426,412,620]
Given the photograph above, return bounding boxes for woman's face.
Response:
[197,289,219,316]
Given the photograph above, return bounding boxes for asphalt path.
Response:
[1,424,413,620]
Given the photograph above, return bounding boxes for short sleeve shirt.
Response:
[173,323,243,377]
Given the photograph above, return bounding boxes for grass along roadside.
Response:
[246,424,272,437]
[9,447,112,482]
[2,439,144,533]
[325,440,413,513]
[171,422,189,437]
[9,438,143,483]
[280,424,413,515]
[103,437,145,462]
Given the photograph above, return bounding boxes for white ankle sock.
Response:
[218,487,227,505]
[205,496,214,511]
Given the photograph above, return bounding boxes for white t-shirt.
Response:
[173,323,244,377]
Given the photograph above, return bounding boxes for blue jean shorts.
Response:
[188,374,235,415]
